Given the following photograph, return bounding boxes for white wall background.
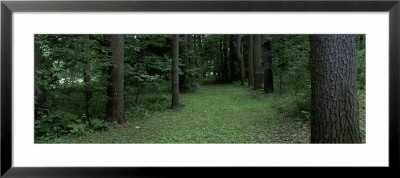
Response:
[12,12,388,167]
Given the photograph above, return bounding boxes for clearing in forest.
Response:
[61,84,310,143]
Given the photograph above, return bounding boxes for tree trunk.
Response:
[237,35,246,86]
[310,34,362,143]
[83,35,92,120]
[179,35,188,93]
[193,35,200,66]
[224,36,230,82]
[219,39,224,80]
[187,35,195,90]
[248,35,254,87]
[263,35,273,93]
[172,35,180,109]
[229,35,236,82]
[253,35,262,90]
[108,35,126,124]
[188,35,194,67]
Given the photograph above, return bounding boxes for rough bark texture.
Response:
[108,35,126,124]
[237,35,246,86]
[253,35,262,90]
[34,37,46,118]
[310,34,362,143]
[83,35,92,119]
[247,35,254,87]
[263,35,273,93]
[172,35,180,109]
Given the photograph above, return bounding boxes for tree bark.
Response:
[248,35,254,87]
[179,35,188,93]
[262,35,273,93]
[224,36,230,82]
[229,35,236,81]
[253,35,262,90]
[188,35,194,67]
[237,35,246,86]
[310,34,362,143]
[108,35,126,124]
[219,39,224,80]
[172,35,180,109]
[83,35,92,120]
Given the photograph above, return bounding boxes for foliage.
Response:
[34,34,366,143]
[35,105,112,138]
[267,34,365,122]
[268,35,311,120]
[356,35,366,90]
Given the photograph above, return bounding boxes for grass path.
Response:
[65,84,310,143]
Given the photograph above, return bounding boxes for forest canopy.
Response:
[34,34,366,143]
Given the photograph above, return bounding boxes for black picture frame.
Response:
[1,0,399,177]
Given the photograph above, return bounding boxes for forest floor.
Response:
[56,84,311,143]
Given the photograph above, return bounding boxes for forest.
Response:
[34,34,366,143]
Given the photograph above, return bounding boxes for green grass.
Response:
[40,84,311,144]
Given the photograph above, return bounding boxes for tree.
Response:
[188,35,194,67]
[108,35,126,124]
[310,34,362,143]
[248,35,254,87]
[237,35,246,86]
[83,35,92,120]
[253,35,262,90]
[224,36,230,82]
[229,35,237,81]
[263,35,273,93]
[172,34,180,109]
[219,38,224,80]
[180,35,189,93]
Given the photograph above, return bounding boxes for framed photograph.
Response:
[1,0,399,177]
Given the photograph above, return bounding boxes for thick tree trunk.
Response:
[248,35,254,87]
[108,35,126,124]
[83,35,92,120]
[310,34,362,143]
[219,39,224,80]
[253,35,262,90]
[188,35,194,67]
[187,35,195,90]
[184,35,189,87]
[224,36,230,82]
[34,36,46,118]
[172,35,180,109]
[263,35,273,93]
[237,35,246,86]
[229,35,236,82]
[193,35,200,66]
[179,35,188,93]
